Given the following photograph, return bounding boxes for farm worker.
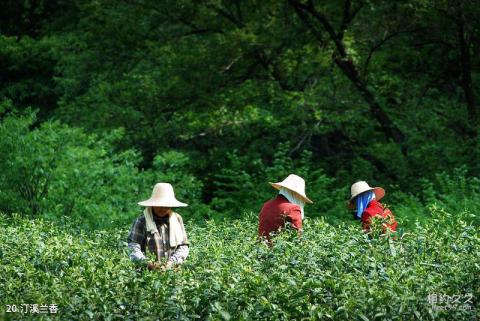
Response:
[127,183,189,271]
[347,181,397,233]
[258,174,313,243]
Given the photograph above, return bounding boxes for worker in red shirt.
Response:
[258,174,313,243]
[347,181,397,233]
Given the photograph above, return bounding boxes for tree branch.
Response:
[363,28,423,76]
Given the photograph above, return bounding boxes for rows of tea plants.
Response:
[0,208,478,321]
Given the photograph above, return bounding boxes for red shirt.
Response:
[258,195,302,240]
[361,200,397,232]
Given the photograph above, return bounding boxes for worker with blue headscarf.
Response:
[347,181,397,232]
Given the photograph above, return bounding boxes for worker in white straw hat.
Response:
[347,181,397,233]
[258,174,313,243]
[127,183,189,271]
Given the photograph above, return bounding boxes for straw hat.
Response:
[349,181,385,202]
[138,183,188,207]
[270,174,313,204]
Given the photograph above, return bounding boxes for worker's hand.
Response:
[147,262,161,271]
[158,261,174,271]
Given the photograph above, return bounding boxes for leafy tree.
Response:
[0,0,478,220]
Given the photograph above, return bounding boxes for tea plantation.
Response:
[0,208,478,321]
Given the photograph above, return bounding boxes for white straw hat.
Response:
[270,174,313,204]
[349,181,385,202]
[138,183,188,207]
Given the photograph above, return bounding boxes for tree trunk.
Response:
[457,17,477,124]
[334,56,406,146]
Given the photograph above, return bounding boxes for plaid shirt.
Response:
[127,214,189,264]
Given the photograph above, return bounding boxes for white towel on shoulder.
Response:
[279,187,306,219]
[144,207,189,247]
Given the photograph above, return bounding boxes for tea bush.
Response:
[0,207,478,321]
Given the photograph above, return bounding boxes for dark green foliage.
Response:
[1,0,479,200]
[1,110,478,230]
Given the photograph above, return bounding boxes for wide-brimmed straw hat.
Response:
[270,174,313,204]
[349,181,385,203]
[138,183,188,207]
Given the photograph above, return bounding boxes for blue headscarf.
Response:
[355,190,375,219]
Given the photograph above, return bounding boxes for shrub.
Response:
[148,150,207,221]
[421,167,480,215]
[0,112,147,228]
[209,143,348,223]
[209,150,266,219]
[387,167,480,228]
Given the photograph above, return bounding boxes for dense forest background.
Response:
[1,0,479,228]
